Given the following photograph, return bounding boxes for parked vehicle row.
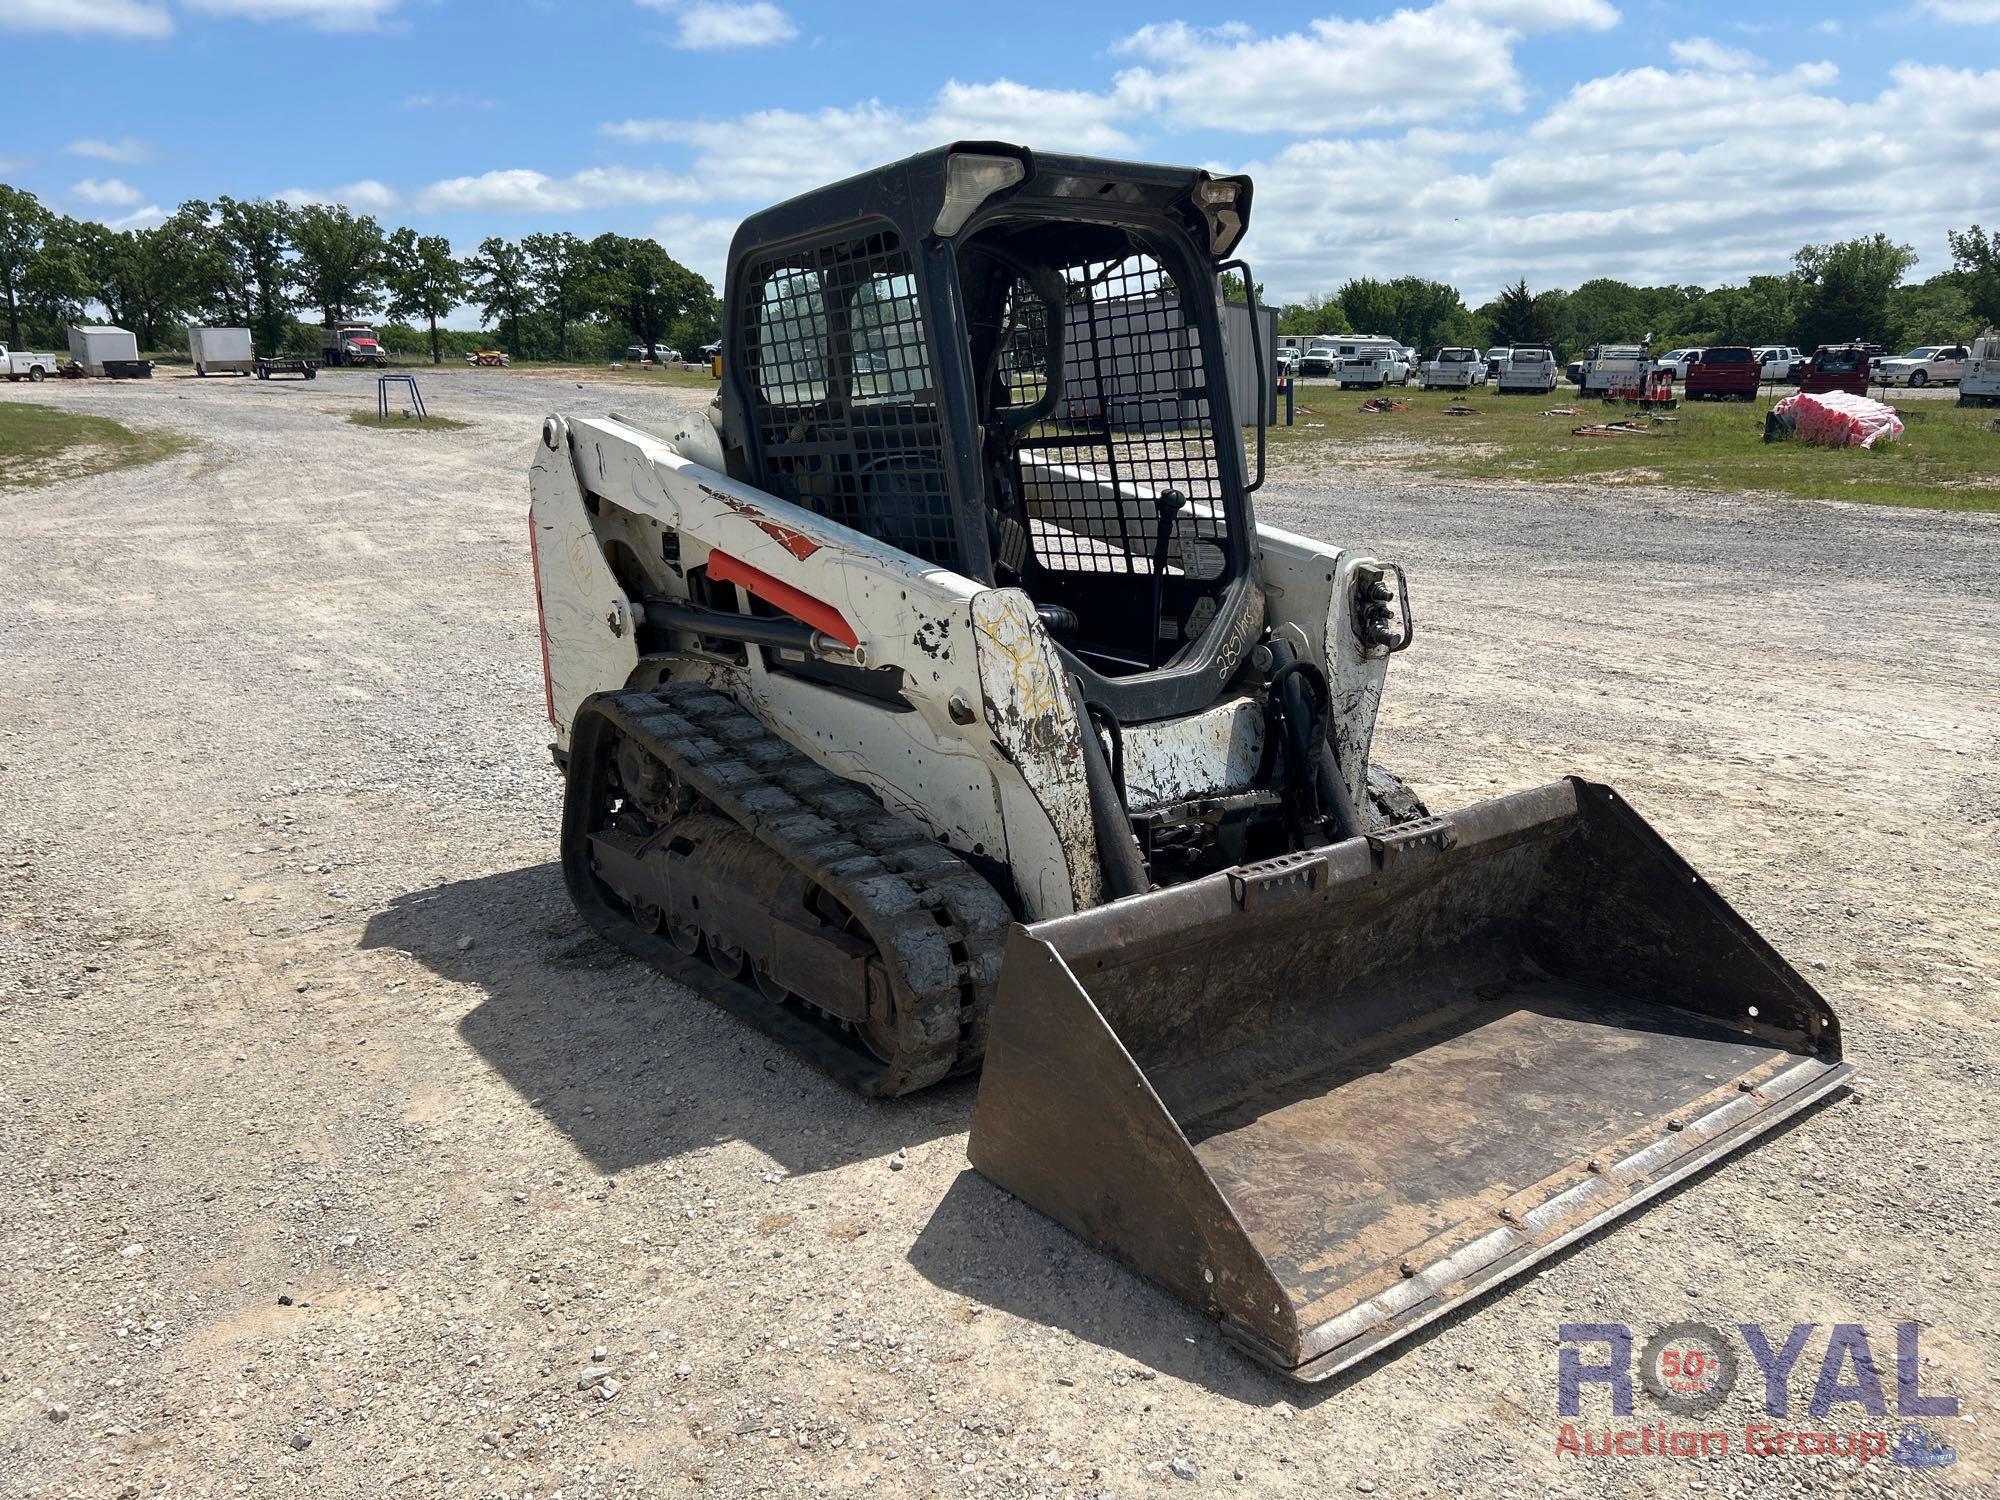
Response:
[1276,331,1994,402]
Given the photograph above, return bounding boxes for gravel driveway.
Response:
[3,367,1995,1498]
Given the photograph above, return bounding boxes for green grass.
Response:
[344,410,473,432]
[503,361,721,389]
[1263,387,2000,511]
[0,402,192,489]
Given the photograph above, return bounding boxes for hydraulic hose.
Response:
[1267,646,1365,844]
[1072,678,1151,899]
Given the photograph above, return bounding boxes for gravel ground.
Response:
[2,367,1996,1499]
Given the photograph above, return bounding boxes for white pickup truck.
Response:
[1873,345,1969,388]
[2,343,61,382]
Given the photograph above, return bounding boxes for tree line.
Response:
[0,182,719,364]
[1272,230,2000,359]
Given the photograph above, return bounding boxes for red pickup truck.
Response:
[1798,344,1874,397]
[1684,345,1761,401]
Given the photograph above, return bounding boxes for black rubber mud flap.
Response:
[967,778,1850,1381]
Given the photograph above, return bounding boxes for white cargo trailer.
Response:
[67,325,139,376]
[188,326,255,376]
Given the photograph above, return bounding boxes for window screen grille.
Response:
[740,229,958,569]
[997,253,1229,583]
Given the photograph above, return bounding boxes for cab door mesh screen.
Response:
[998,253,1228,583]
[740,229,960,569]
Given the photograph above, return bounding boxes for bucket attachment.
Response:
[967,778,1849,1381]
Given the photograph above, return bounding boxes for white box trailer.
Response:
[1960,327,2000,408]
[67,325,139,376]
[188,326,255,376]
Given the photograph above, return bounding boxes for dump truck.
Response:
[527,143,1849,1382]
[321,323,386,367]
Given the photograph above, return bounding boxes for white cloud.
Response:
[1438,0,1619,31]
[182,0,400,30]
[1110,12,1525,129]
[602,81,1132,203]
[72,177,146,207]
[1917,0,2000,19]
[1669,37,1758,72]
[651,212,739,290]
[638,0,798,49]
[276,179,401,212]
[0,156,31,175]
[68,136,158,164]
[102,204,168,231]
[401,93,497,110]
[415,165,702,213]
[1,0,170,37]
[1232,59,2000,305]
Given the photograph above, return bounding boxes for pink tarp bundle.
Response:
[1771,390,1904,448]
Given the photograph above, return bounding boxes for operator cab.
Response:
[720,142,1265,723]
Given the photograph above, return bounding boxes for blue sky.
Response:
[4,0,1996,325]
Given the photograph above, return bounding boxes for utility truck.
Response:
[1959,328,2000,407]
[1497,345,1560,393]
[0,343,60,381]
[1417,347,1485,389]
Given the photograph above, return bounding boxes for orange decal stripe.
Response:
[706,549,859,650]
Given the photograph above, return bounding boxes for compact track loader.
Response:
[528,143,1849,1380]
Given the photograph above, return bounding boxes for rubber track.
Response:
[572,685,1013,1095]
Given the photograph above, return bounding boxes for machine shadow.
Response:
[359,862,971,1178]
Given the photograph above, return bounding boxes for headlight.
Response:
[1190,174,1250,256]
[933,150,1028,238]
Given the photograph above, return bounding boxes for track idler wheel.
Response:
[709,935,749,979]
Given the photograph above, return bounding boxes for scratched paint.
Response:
[972,589,1100,914]
[717,492,823,560]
